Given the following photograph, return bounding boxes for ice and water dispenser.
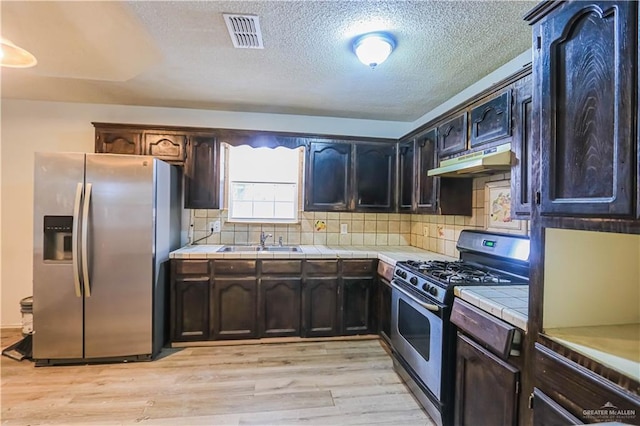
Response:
[43,216,73,261]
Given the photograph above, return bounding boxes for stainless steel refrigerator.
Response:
[32,153,181,365]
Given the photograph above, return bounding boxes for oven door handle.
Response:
[392,282,440,313]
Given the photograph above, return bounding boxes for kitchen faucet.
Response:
[259,231,272,248]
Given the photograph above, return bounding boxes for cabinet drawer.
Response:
[261,260,302,275]
[534,343,640,423]
[174,260,210,276]
[342,259,377,276]
[305,260,339,276]
[376,260,394,282]
[532,388,584,426]
[451,298,516,360]
[213,260,257,275]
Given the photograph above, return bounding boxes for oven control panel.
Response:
[394,267,445,304]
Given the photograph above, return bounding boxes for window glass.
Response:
[227,145,301,223]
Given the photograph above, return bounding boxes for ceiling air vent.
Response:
[223,14,264,49]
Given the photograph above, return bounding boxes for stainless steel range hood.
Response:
[427,143,512,178]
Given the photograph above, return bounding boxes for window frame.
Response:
[224,144,303,224]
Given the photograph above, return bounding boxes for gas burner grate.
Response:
[403,260,514,285]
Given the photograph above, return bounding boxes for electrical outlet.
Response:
[210,220,221,233]
[340,223,348,235]
[423,226,429,237]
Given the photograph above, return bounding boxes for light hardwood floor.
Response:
[1,329,434,425]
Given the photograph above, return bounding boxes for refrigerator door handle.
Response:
[81,183,92,297]
[72,183,83,298]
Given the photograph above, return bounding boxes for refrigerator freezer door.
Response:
[33,152,85,360]
[83,154,156,358]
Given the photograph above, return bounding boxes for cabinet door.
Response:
[143,132,186,163]
[416,129,438,213]
[95,129,142,155]
[511,76,533,218]
[302,278,338,337]
[260,278,301,338]
[341,278,375,335]
[377,278,392,343]
[532,388,584,426]
[398,140,415,212]
[305,142,351,211]
[536,0,635,217]
[211,279,257,339]
[173,279,209,341]
[470,90,512,148]
[184,135,219,209]
[454,333,519,426]
[355,143,395,211]
[437,113,468,158]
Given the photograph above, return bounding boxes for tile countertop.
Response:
[544,324,640,382]
[454,286,529,332]
[170,245,456,264]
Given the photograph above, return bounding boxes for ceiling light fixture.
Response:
[0,37,37,68]
[352,32,395,69]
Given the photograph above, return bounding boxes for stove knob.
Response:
[410,277,418,285]
[401,271,408,279]
[429,286,438,296]
[422,283,430,292]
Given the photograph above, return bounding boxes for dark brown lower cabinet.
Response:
[455,332,519,426]
[302,278,339,337]
[173,279,209,341]
[532,388,583,426]
[260,278,301,337]
[211,279,258,339]
[534,342,640,425]
[377,278,392,344]
[341,278,375,335]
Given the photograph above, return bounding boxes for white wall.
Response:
[0,100,408,327]
[544,229,640,328]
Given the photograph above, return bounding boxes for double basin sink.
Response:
[217,245,301,253]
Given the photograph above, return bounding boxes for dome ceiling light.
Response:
[0,37,37,68]
[352,31,396,69]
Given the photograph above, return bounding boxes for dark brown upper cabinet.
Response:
[398,129,439,214]
[438,113,468,158]
[355,143,395,211]
[184,135,219,209]
[95,128,143,155]
[416,129,439,213]
[529,0,636,218]
[511,75,533,219]
[398,140,415,212]
[469,90,512,148]
[305,141,351,211]
[143,132,186,164]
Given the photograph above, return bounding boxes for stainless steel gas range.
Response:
[390,230,530,426]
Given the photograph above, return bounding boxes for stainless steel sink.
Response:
[262,246,301,252]
[217,245,301,253]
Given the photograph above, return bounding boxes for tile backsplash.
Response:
[189,173,528,258]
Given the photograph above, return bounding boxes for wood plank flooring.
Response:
[1,329,434,425]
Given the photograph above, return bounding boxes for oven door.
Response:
[390,280,443,400]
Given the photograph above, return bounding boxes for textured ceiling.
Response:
[1,1,537,122]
